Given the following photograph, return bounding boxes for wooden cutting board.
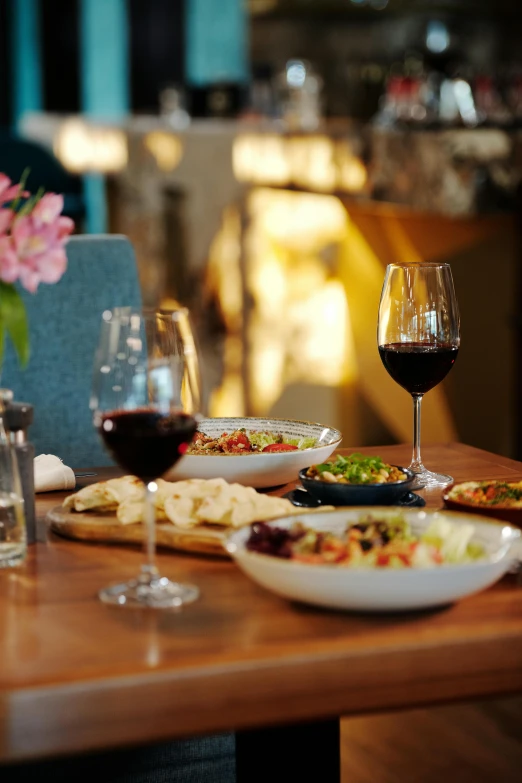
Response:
[46,506,230,557]
[46,502,335,558]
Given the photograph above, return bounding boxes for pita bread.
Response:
[116,478,227,525]
[64,475,329,529]
[63,476,144,513]
[164,480,300,529]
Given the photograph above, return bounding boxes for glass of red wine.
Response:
[91,307,201,608]
[377,262,460,489]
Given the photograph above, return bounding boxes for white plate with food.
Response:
[225,508,520,611]
[166,417,342,488]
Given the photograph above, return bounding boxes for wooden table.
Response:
[1,443,522,781]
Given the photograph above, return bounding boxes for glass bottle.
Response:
[0,389,27,567]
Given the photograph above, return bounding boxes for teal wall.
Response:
[186,0,249,86]
[80,0,130,233]
[80,0,130,119]
[11,0,43,129]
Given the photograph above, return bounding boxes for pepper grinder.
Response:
[3,394,36,545]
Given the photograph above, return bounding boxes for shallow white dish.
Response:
[225,508,520,612]
[166,417,342,488]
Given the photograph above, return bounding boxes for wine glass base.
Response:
[99,576,200,609]
[410,469,453,491]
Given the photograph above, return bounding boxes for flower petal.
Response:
[32,193,64,224]
[35,247,68,284]
[0,237,21,283]
[0,173,12,198]
[11,215,35,253]
[0,184,29,206]
[0,208,13,233]
[18,266,40,293]
[56,216,75,239]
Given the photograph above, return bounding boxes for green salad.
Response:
[189,428,317,454]
[246,514,486,567]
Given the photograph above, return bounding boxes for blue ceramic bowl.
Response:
[298,466,416,506]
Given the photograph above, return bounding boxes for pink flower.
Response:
[32,193,65,224]
[0,175,75,371]
[0,192,74,293]
[0,235,20,284]
[32,193,74,240]
[0,174,29,206]
[0,208,13,233]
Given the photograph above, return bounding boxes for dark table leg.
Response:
[235,718,341,783]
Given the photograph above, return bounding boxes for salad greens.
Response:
[248,431,317,451]
[421,517,484,564]
[246,513,487,568]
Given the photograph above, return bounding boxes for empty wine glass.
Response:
[91,307,201,608]
[377,263,460,489]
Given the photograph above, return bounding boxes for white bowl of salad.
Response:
[166,416,342,488]
[225,508,520,611]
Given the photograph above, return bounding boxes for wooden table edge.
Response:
[2,626,522,762]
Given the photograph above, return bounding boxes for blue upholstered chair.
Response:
[2,235,141,466]
[1,235,236,783]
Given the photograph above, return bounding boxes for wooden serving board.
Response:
[46,506,229,557]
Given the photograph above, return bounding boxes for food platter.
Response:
[46,474,335,557]
[46,502,335,558]
[226,508,520,612]
[298,456,418,506]
[47,505,229,557]
[165,417,342,488]
[442,480,522,528]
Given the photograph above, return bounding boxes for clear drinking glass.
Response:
[377,263,460,489]
[0,389,26,567]
[90,307,202,608]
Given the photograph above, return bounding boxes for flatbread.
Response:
[63,475,330,530]
[117,478,227,525]
[63,476,144,513]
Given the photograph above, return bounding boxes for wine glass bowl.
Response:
[377,263,460,489]
[91,307,202,609]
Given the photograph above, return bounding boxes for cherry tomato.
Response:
[262,443,299,452]
[225,431,252,452]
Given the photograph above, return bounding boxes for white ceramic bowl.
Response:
[166,417,342,488]
[225,508,520,612]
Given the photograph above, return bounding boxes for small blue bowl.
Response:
[298,465,416,506]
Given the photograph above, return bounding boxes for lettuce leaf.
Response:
[248,432,317,451]
[421,517,484,563]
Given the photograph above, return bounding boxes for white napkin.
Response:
[34,454,76,493]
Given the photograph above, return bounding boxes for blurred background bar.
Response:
[3,0,522,465]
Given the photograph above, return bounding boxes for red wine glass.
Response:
[91,307,201,608]
[377,262,460,489]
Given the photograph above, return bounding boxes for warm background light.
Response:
[233,134,368,194]
[53,118,128,173]
[144,131,183,172]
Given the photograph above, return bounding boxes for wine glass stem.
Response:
[410,393,425,474]
[141,481,159,582]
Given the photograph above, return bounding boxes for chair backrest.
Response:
[2,235,142,467]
